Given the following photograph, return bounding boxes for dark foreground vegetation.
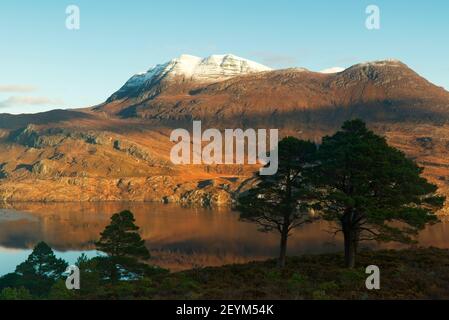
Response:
[1,245,448,300]
[143,248,449,300]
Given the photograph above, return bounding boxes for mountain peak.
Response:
[349,59,406,69]
[160,53,271,79]
[317,60,405,76]
[139,53,271,81]
[108,54,272,101]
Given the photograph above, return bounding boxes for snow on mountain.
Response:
[123,54,272,89]
[320,67,345,74]
[348,59,404,69]
[319,60,403,74]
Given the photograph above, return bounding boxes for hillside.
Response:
[0,56,449,209]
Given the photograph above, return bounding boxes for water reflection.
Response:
[0,202,448,272]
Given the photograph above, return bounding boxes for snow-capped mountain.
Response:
[320,67,345,74]
[99,57,449,121]
[147,54,270,80]
[108,54,272,102]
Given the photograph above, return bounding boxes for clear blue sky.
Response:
[1,0,448,114]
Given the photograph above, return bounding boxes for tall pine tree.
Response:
[95,210,150,281]
[316,119,444,268]
[238,137,319,268]
[96,210,150,259]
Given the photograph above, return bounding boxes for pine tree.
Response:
[1,242,69,296]
[95,210,150,281]
[96,210,150,259]
[238,137,319,268]
[316,119,444,268]
[15,242,67,279]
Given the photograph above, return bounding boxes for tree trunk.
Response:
[110,263,119,283]
[278,227,289,268]
[341,209,360,269]
[343,232,356,268]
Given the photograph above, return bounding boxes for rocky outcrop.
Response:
[179,181,234,206]
[0,175,238,206]
[8,125,54,148]
[31,160,54,176]
[113,139,151,162]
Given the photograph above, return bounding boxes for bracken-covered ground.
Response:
[69,248,449,300]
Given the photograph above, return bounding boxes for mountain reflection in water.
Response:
[0,202,448,272]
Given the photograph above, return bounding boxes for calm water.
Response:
[0,202,448,276]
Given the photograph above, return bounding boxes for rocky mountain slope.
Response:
[1,55,449,210]
[97,59,449,126]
